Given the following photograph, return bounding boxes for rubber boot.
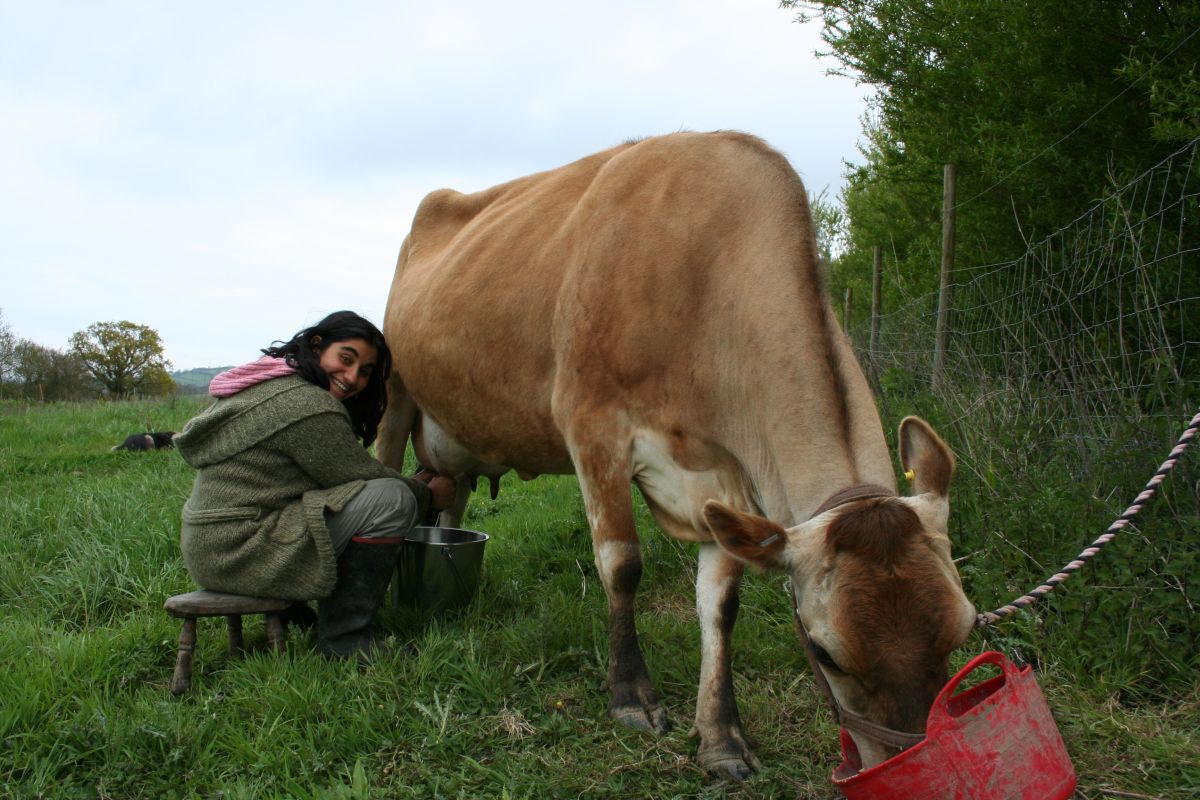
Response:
[318,535,403,661]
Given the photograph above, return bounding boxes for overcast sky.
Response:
[1,1,870,371]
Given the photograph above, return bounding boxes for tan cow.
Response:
[376,131,975,778]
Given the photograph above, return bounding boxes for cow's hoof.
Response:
[611,703,671,734]
[705,757,754,782]
[699,747,761,782]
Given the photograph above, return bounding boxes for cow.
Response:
[376,131,975,779]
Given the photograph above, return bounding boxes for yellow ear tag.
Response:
[904,469,916,482]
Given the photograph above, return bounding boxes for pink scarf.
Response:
[209,355,298,398]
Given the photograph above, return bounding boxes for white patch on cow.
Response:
[902,492,950,532]
[630,428,751,541]
[574,471,608,535]
[419,414,509,481]
[795,566,841,654]
[695,543,734,672]
[953,595,978,641]
[594,539,639,590]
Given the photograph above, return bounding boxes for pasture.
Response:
[0,396,1196,798]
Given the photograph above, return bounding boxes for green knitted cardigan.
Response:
[175,375,431,600]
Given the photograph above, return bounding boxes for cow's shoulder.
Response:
[412,186,500,234]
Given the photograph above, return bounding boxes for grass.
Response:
[0,396,1197,798]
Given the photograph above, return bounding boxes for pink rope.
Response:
[976,410,1200,628]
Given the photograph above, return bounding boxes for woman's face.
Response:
[314,337,378,400]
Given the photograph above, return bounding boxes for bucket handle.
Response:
[926,650,1021,731]
[441,546,472,597]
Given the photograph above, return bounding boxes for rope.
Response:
[976,409,1200,627]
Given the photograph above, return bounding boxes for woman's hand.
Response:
[415,470,459,511]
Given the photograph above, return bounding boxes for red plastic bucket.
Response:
[832,651,1077,800]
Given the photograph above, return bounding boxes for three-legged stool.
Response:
[164,589,291,695]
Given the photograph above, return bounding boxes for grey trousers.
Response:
[324,478,420,556]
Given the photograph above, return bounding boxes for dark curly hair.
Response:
[263,310,392,447]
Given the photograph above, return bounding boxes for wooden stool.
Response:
[164,589,292,695]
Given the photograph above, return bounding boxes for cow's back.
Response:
[386,131,890,520]
[386,140,639,471]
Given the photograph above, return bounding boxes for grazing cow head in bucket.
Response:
[703,417,976,771]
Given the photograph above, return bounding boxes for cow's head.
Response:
[702,416,975,771]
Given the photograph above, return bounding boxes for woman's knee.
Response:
[354,478,419,534]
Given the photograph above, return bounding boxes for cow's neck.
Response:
[740,375,894,526]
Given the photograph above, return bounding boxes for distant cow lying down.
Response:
[377,131,974,779]
[111,432,177,452]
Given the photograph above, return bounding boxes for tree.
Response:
[784,0,1200,303]
[0,309,16,388]
[13,340,90,402]
[809,188,848,265]
[69,321,176,398]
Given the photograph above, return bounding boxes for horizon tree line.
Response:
[0,310,177,401]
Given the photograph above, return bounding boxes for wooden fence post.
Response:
[933,164,956,391]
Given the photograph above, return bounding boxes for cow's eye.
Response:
[811,643,843,673]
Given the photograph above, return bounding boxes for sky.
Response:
[1,1,871,371]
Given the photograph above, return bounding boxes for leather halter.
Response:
[811,482,895,516]
[790,484,927,751]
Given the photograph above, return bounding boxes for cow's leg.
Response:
[693,542,759,779]
[572,430,669,735]
[376,375,416,471]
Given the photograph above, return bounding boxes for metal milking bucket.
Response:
[393,526,489,613]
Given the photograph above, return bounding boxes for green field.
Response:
[170,368,232,396]
[0,397,1196,798]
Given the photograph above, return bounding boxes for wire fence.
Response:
[847,139,1199,681]
[859,137,1199,457]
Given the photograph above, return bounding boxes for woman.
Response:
[175,310,456,660]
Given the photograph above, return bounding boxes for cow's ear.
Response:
[703,501,787,570]
[899,416,955,497]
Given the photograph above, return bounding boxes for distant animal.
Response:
[376,131,974,779]
[111,432,177,452]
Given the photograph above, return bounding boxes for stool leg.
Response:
[265,613,287,652]
[226,614,245,656]
[170,617,197,695]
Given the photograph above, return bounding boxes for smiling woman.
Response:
[316,338,378,401]
[256,310,392,443]
[172,309,458,662]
